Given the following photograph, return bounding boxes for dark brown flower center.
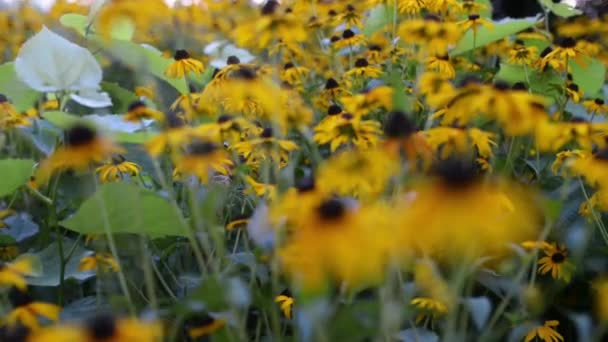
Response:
[128,100,146,112]
[384,111,416,138]
[226,56,241,65]
[174,49,190,60]
[327,105,343,116]
[325,78,339,89]
[342,29,355,39]
[261,127,274,138]
[551,252,565,263]
[317,199,345,221]
[64,124,97,147]
[558,37,576,48]
[9,289,33,307]
[595,98,605,105]
[354,58,369,68]
[86,314,117,340]
[189,142,219,155]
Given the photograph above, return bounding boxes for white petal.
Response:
[70,89,112,108]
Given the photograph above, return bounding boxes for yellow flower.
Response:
[459,14,494,36]
[275,293,295,319]
[535,242,574,282]
[6,290,60,330]
[123,101,164,123]
[95,155,140,183]
[566,83,583,103]
[508,40,539,66]
[542,37,587,69]
[317,148,398,200]
[332,29,366,50]
[174,141,233,184]
[426,55,456,79]
[411,297,449,323]
[35,124,125,185]
[164,50,204,79]
[135,85,155,99]
[278,198,391,291]
[79,253,120,273]
[314,113,381,152]
[524,320,564,342]
[145,114,194,157]
[593,278,608,322]
[344,58,383,79]
[231,128,298,169]
[280,62,310,86]
[583,98,608,117]
[398,16,463,56]
[0,256,36,290]
[189,316,225,339]
[244,176,277,200]
[383,111,433,169]
[398,0,428,15]
[31,314,163,342]
[396,159,542,260]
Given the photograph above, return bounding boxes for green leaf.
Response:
[61,182,189,238]
[364,5,395,37]
[104,40,188,94]
[109,16,135,41]
[539,0,582,18]
[113,131,156,144]
[101,82,138,113]
[60,13,89,36]
[42,111,79,129]
[26,238,93,287]
[0,63,39,112]
[0,159,35,197]
[451,18,538,55]
[570,57,606,97]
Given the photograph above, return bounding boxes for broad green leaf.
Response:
[451,18,538,55]
[0,159,35,197]
[114,131,156,144]
[109,16,136,41]
[570,57,606,97]
[364,5,395,37]
[105,40,188,94]
[26,238,93,287]
[539,0,582,17]
[42,111,80,128]
[0,63,39,111]
[60,13,89,36]
[494,63,561,101]
[61,13,134,41]
[101,82,138,113]
[61,182,189,238]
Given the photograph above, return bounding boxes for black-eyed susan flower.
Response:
[174,141,233,184]
[79,253,120,273]
[508,40,539,66]
[317,148,398,199]
[123,101,164,123]
[280,62,310,86]
[146,113,193,157]
[340,85,393,117]
[522,241,574,282]
[396,158,542,260]
[398,0,428,15]
[95,155,140,183]
[344,58,383,79]
[333,29,365,50]
[426,55,456,79]
[231,128,298,169]
[524,320,564,342]
[314,113,382,152]
[165,50,204,79]
[583,98,608,117]
[275,291,295,319]
[398,16,463,56]
[458,0,488,15]
[278,197,391,291]
[35,124,125,185]
[593,278,608,322]
[459,14,494,36]
[134,85,155,100]
[566,83,583,103]
[6,290,60,330]
[536,47,566,72]
[0,257,36,290]
[543,37,587,69]
[188,315,225,339]
[411,297,449,324]
[425,127,496,159]
[333,4,363,29]
[383,111,432,169]
[244,176,277,200]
